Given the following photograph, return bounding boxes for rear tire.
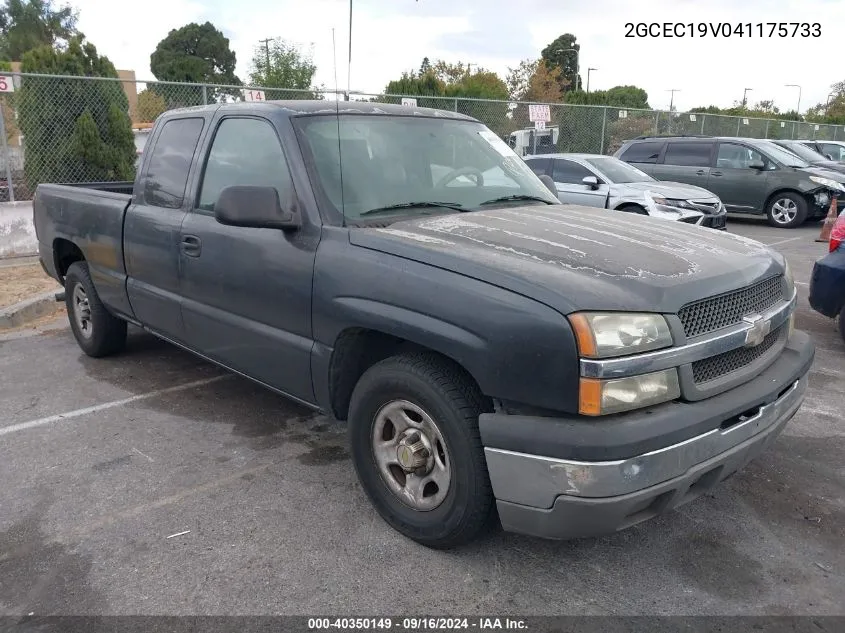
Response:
[347,352,494,549]
[65,261,127,357]
[765,192,808,228]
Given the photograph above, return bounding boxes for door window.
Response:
[552,159,596,184]
[821,143,845,161]
[524,157,551,177]
[716,143,766,169]
[143,117,205,209]
[619,141,663,164]
[198,118,294,211]
[663,142,712,167]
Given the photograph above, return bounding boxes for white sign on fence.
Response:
[742,118,749,125]
[781,122,786,127]
[242,89,266,102]
[689,114,696,122]
[814,124,820,131]
[528,104,551,122]
[534,120,546,131]
[0,75,14,93]
[618,110,628,119]
[401,97,417,107]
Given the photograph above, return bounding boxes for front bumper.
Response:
[481,331,813,540]
[809,247,845,319]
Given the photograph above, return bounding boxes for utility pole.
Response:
[742,87,753,108]
[784,84,801,116]
[667,88,680,111]
[586,68,597,94]
[347,0,353,99]
[258,37,273,76]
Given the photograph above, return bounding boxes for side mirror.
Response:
[582,175,600,189]
[538,174,557,195]
[214,185,300,230]
[748,160,766,170]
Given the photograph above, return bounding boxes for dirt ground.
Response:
[0,261,61,309]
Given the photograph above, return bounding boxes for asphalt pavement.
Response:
[0,218,842,616]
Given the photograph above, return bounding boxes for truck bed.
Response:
[33,183,133,316]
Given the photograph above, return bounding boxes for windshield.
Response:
[756,141,810,167]
[777,141,827,163]
[295,114,559,223]
[583,156,653,184]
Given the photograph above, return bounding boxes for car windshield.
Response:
[777,142,827,163]
[583,156,654,183]
[295,114,559,223]
[756,141,811,167]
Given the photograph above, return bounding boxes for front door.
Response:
[124,116,206,339]
[178,115,320,405]
[650,140,714,188]
[710,142,772,212]
[551,159,609,207]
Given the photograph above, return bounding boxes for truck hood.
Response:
[349,205,782,315]
[615,180,719,201]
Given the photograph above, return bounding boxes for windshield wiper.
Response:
[477,194,556,206]
[358,201,465,216]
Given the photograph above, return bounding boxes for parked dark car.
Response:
[33,101,813,547]
[771,139,845,175]
[615,135,845,228]
[809,209,845,343]
[800,139,845,163]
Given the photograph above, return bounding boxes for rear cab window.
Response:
[619,140,664,164]
[143,117,205,209]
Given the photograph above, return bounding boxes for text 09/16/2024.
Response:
[625,22,821,38]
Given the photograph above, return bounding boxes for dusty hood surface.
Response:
[350,205,783,315]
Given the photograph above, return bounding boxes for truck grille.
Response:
[678,275,784,338]
[692,325,784,384]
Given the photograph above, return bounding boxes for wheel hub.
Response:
[396,431,431,472]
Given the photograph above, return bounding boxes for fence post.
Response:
[654,111,660,134]
[700,114,705,134]
[600,107,607,153]
[453,98,458,112]
[735,117,741,136]
[791,121,796,140]
[202,85,208,105]
[0,100,15,203]
[764,120,769,139]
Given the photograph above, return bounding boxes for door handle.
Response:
[181,235,202,257]
[696,170,706,176]
[711,171,723,177]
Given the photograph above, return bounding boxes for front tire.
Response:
[65,261,127,357]
[348,353,494,549]
[766,192,807,228]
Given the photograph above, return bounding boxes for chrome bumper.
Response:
[485,373,807,509]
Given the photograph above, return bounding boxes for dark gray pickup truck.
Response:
[33,101,814,548]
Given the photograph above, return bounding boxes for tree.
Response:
[419,56,431,75]
[564,85,650,109]
[136,88,167,123]
[0,0,77,61]
[506,59,536,101]
[17,36,135,187]
[150,22,239,107]
[524,61,564,103]
[248,38,318,97]
[540,34,580,92]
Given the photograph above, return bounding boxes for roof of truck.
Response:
[166,99,478,121]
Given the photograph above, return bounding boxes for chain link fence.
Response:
[2,71,845,201]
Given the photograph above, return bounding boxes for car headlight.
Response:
[568,312,673,359]
[662,198,697,210]
[579,369,681,416]
[809,175,845,192]
[783,259,795,299]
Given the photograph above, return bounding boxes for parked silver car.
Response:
[524,153,728,229]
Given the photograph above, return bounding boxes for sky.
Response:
[71,0,844,113]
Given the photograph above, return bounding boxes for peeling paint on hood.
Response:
[351,204,782,315]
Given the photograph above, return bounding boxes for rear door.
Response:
[617,140,664,175]
[711,141,771,212]
[551,158,609,207]
[650,140,714,187]
[178,114,320,404]
[124,116,206,339]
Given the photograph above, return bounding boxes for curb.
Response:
[0,288,64,330]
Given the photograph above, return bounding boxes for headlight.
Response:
[783,259,795,298]
[579,369,681,416]
[569,312,673,359]
[809,175,845,192]
[662,198,697,210]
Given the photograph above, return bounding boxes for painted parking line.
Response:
[0,375,230,437]
[765,236,809,247]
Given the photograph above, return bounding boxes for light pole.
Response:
[586,68,597,93]
[347,0,352,99]
[826,92,837,112]
[667,88,680,111]
[555,47,580,91]
[784,84,801,115]
[742,87,753,108]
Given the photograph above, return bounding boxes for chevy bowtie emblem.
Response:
[743,314,771,348]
